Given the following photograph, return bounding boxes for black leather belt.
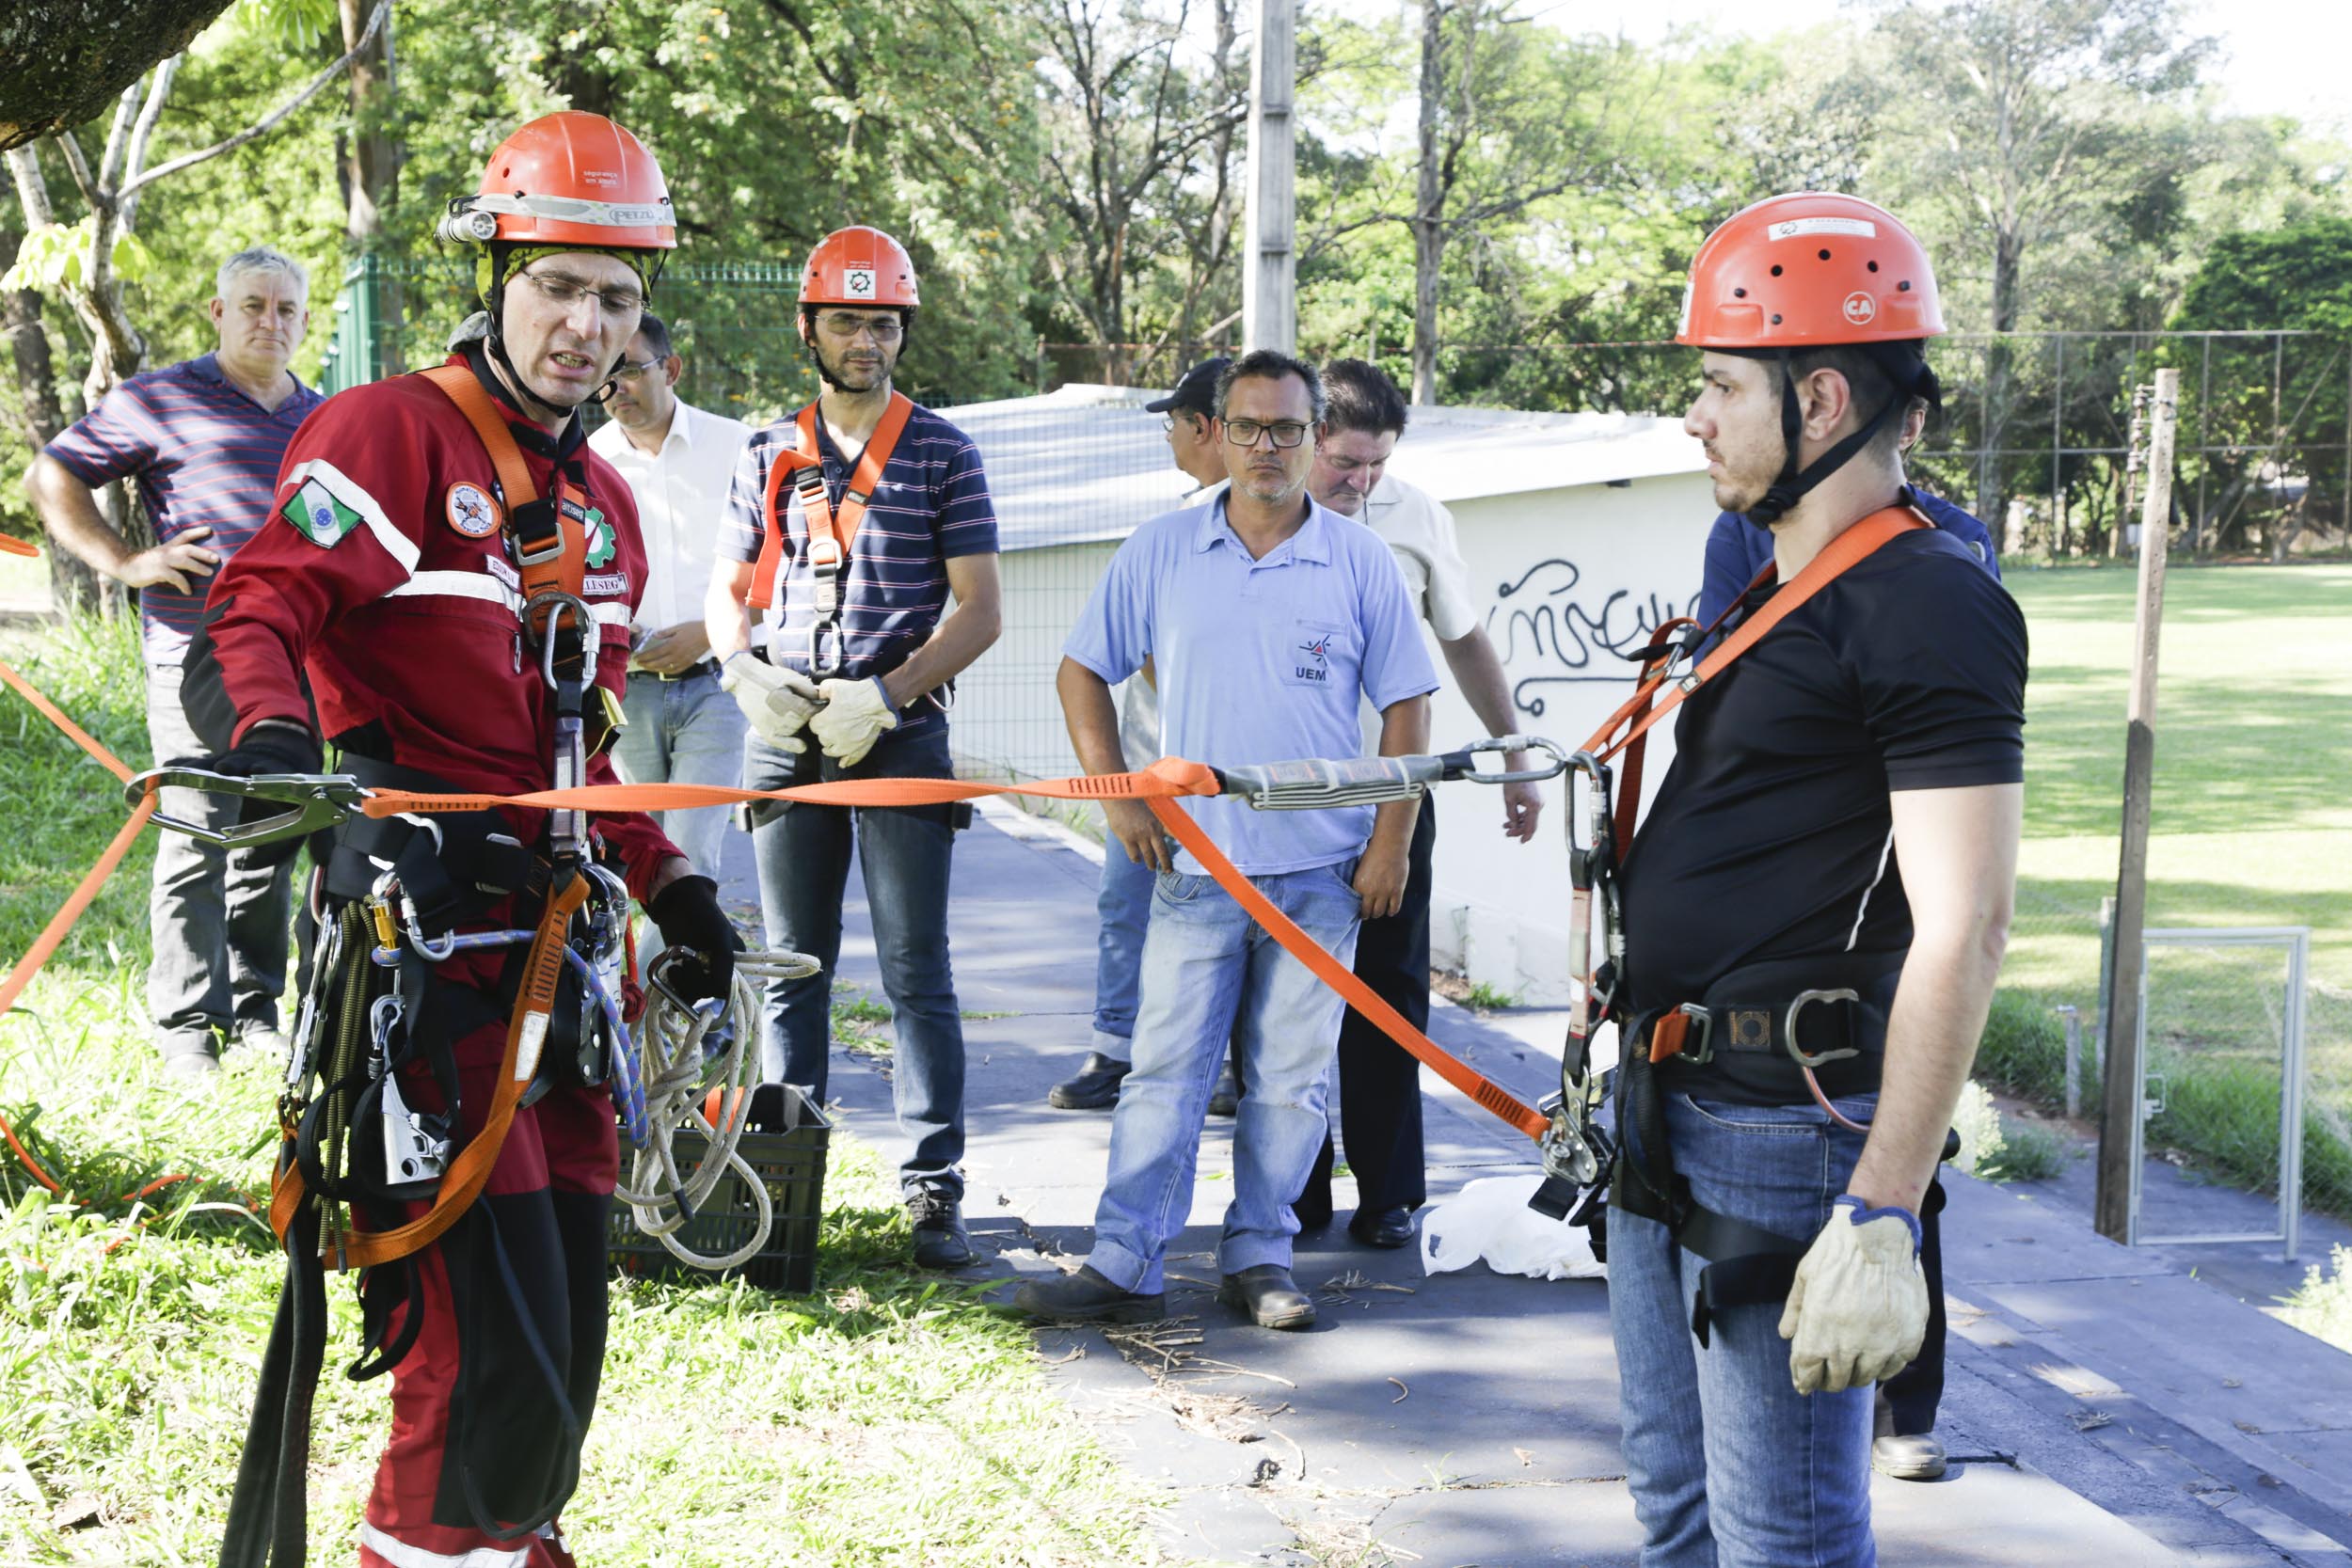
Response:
[643,657,719,683]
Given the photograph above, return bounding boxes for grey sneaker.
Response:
[1872,1433,1947,1481]
[907,1190,977,1270]
[160,1040,220,1076]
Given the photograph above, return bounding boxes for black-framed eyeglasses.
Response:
[519,267,644,318]
[1223,419,1311,449]
[609,357,666,384]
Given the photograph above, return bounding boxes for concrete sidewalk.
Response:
[716,806,2352,1567]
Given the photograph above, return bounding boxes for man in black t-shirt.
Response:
[1606,193,2026,1567]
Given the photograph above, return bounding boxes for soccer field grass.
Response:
[1998,562,2352,1212]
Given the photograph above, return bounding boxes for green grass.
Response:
[2280,1244,2352,1354]
[1990,564,2352,1215]
[1462,981,1518,1013]
[0,619,1170,1566]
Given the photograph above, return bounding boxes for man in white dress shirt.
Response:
[590,314,755,879]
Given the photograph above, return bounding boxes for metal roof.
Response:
[947,383,1708,554]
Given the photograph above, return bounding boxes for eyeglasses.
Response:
[610,357,666,384]
[1160,412,1206,433]
[1223,419,1311,450]
[518,268,644,318]
[817,313,904,344]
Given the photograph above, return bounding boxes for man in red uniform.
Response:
[186,113,738,1567]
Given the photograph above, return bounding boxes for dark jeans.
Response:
[146,660,294,1055]
[1296,800,1434,1222]
[1881,1175,1947,1437]
[743,726,966,1199]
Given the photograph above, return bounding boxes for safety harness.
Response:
[747,391,915,674]
[220,359,638,1568]
[1528,504,1931,1337]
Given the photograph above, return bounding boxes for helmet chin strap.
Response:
[1740,354,1902,529]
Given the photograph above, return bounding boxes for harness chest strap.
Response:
[418,363,591,624]
[748,390,916,614]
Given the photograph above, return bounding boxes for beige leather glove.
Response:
[1778,1197,1928,1395]
[721,652,821,752]
[808,676,899,767]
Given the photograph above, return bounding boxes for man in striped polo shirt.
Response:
[26,245,323,1073]
[706,225,1003,1268]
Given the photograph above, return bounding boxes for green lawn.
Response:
[1994,563,2352,1213]
[0,616,1168,1566]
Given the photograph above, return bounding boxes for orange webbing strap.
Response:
[1648,1010,1692,1065]
[0,536,36,557]
[1145,798,1550,1144]
[418,364,588,613]
[0,797,155,1022]
[348,754,1230,820]
[1577,507,1930,767]
[747,392,915,611]
[308,874,591,1271]
[0,657,135,782]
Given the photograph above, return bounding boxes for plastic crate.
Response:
[608,1083,830,1293]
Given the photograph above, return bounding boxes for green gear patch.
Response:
[583,508,616,569]
[282,479,360,548]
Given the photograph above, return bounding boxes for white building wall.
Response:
[1421,471,1717,1005]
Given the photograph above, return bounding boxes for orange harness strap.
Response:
[418,364,589,625]
[747,391,916,616]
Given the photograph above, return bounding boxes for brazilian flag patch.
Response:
[282,478,360,548]
[583,508,616,569]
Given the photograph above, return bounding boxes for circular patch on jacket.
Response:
[446,482,500,538]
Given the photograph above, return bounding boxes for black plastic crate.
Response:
[608,1083,830,1293]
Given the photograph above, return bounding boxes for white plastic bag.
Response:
[1420,1173,1607,1281]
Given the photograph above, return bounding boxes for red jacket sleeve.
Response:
[201,388,426,743]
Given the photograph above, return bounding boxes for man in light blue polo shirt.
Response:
[1015,351,1438,1331]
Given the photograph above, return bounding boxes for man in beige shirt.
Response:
[1295,359,1544,1246]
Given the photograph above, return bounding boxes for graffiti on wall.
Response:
[1488,557,1701,718]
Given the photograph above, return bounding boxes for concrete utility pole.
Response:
[2094,366,2180,1243]
[1241,0,1295,355]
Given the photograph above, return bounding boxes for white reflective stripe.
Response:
[358,1521,530,1568]
[384,570,522,614]
[284,458,419,574]
[470,191,671,230]
[382,571,630,628]
[1844,827,1897,952]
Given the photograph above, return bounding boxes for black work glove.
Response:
[167,720,325,866]
[647,874,742,1004]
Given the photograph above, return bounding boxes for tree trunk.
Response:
[0,0,231,151]
[1409,0,1446,405]
[338,0,397,245]
[1,262,103,614]
[1974,222,2021,543]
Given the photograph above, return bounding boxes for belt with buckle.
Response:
[640,657,719,683]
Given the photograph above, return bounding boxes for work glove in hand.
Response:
[1778,1196,1928,1395]
[647,874,742,1005]
[721,652,821,752]
[169,720,324,866]
[808,676,898,767]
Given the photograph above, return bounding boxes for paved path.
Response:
[715,806,2352,1567]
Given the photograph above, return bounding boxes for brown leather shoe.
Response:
[1216,1264,1316,1330]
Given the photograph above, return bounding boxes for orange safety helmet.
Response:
[439,111,675,254]
[801,226,920,309]
[1678,192,1943,350]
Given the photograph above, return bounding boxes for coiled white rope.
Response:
[613,948,820,1272]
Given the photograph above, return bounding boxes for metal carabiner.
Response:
[1443,734,1569,785]
[1561,749,1617,891]
[529,591,601,691]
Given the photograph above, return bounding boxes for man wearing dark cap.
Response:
[1048,356,1231,1110]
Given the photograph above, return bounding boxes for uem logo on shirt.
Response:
[1295,633,1331,682]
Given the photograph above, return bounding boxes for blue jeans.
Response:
[1087,861,1361,1293]
[743,726,965,1198]
[1089,849,1156,1062]
[1610,1089,1879,1568]
[612,667,746,881]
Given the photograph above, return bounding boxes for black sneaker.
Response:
[907,1190,977,1270]
[1047,1052,1131,1110]
[1206,1063,1240,1118]
[1012,1265,1167,1324]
